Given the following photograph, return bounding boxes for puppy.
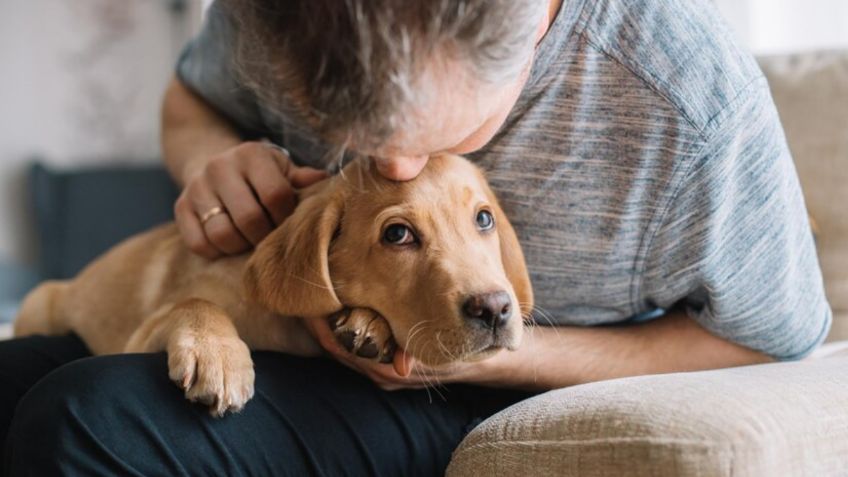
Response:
[14,154,533,416]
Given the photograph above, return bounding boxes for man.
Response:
[2,0,830,475]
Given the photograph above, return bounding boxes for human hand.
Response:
[174,141,327,258]
[301,310,500,391]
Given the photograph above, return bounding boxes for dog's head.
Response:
[245,154,533,365]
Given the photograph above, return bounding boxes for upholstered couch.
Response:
[447,50,848,476]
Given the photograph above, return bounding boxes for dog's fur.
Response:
[14,154,532,415]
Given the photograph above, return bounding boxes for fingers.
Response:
[174,143,294,253]
[191,176,251,255]
[264,145,327,191]
[174,191,220,259]
[243,153,297,225]
[209,159,275,245]
[179,161,250,255]
[202,216,251,256]
[288,166,328,188]
[175,141,315,257]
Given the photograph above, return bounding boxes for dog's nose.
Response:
[462,291,512,330]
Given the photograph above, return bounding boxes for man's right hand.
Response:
[174,142,327,259]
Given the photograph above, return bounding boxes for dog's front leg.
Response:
[125,299,254,417]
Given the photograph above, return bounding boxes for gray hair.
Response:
[226,0,544,151]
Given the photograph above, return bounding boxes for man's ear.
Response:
[485,184,534,319]
[244,182,344,318]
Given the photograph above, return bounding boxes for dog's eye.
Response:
[383,224,416,245]
[476,210,495,231]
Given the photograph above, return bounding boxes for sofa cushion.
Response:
[448,356,848,477]
[830,312,848,345]
[758,51,848,332]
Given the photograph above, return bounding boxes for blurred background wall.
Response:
[0,0,846,306]
[0,0,202,302]
[714,0,848,55]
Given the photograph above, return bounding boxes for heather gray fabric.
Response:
[177,0,831,360]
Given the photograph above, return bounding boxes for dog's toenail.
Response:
[336,330,356,352]
[356,337,379,358]
[379,339,397,363]
[328,310,349,330]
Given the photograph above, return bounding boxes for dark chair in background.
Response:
[0,161,178,326]
[30,161,179,280]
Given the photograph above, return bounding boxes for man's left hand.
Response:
[300,313,491,390]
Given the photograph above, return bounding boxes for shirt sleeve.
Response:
[175,1,266,138]
[643,78,832,361]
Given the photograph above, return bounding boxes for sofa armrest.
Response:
[447,356,848,476]
[757,51,848,339]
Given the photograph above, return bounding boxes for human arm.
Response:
[162,76,325,258]
[162,2,326,258]
[301,309,772,391]
[467,310,773,390]
[161,76,242,189]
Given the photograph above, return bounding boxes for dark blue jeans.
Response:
[1,335,531,476]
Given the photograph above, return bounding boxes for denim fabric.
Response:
[176,0,830,359]
[1,335,530,476]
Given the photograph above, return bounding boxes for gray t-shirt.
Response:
[177,0,831,360]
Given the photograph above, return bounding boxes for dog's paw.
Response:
[167,335,255,417]
[329,308,396,363]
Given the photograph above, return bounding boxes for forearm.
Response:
[161,76,243,186]
[479,310,773,391]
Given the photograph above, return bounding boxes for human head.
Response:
[228,0,548,180]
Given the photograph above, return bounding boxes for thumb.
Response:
[288,166,328,188]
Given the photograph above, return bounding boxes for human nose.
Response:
[373,155,429,181]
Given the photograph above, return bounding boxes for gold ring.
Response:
[199,206,226,225]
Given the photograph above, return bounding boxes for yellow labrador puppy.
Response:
[14,154,533,416]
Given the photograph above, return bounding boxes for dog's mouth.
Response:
[380,306,522,366]
[465,343,504,361]
[451,328,519,363]
[480,331,514,352]
[397,328,513,365]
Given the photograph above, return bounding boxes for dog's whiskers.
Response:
[518,302,564,387]
[403,322,439,402]
[435,331,458,363]
[404,320,433,350]
[521,320,541,386]
[403,324,450,402]
[422,347,448,399]
[520,302,561,340]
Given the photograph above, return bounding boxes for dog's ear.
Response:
[485,185,534,318]
[244,181,344,318]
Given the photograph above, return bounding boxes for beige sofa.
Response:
[447,50,848,476]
